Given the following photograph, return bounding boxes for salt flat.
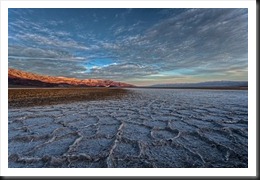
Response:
[8,88,248,168]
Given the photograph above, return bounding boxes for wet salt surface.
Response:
[8,89,248,168]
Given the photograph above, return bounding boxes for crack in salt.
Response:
[106,122,124,168]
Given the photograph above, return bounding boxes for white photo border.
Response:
[0,0,256,177]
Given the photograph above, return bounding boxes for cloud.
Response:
[8,8,248,85]
[8,11,89,50]
[9,56,88,78]
[8,45,86,61]
[108,9,247,78]
[48,20,64,27]
[86,63,158,80]
[15,33,90,50]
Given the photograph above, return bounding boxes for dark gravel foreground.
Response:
[8,88,248,168]
[8,88,129,108]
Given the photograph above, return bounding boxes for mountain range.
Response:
[8,68,134,88]
[150,81,248,88]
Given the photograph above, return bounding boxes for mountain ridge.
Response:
[8,68,134,87]
[149,81,248,88]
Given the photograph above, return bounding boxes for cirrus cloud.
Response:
[8,8,248,85]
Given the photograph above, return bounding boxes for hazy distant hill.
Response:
[150,81,248,88]
[8,68,134,88]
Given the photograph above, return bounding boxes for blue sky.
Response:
[8,8,248,86]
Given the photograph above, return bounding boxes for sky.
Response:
[8,8,248,86]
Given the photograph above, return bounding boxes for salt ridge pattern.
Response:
[8,89,248,168]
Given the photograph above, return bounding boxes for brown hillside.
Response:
[8,68,134,87]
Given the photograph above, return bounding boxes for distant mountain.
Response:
[8,68,134,88]
[150,81,248,88]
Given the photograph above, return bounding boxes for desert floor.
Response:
[8,88,248,168]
